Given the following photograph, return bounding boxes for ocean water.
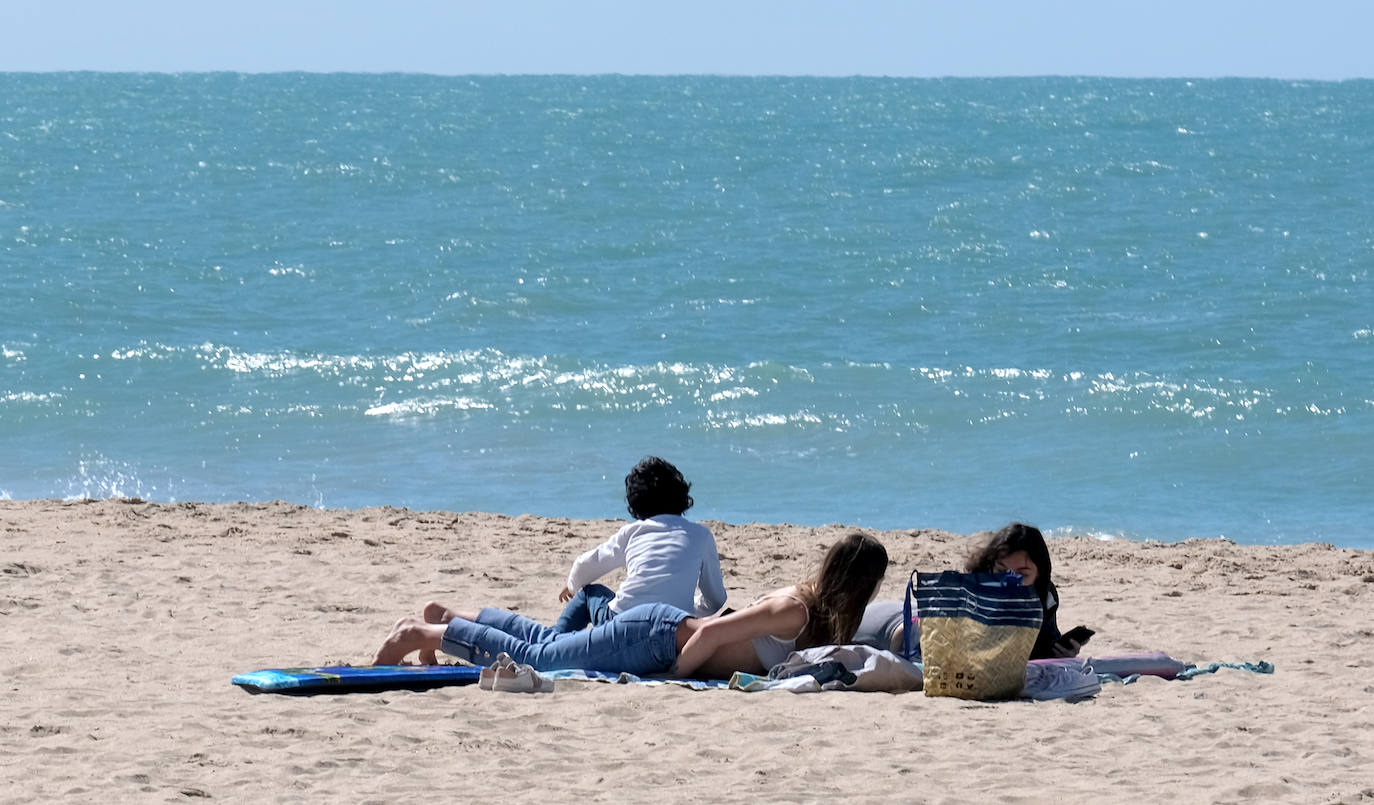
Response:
[2,73,1370,548]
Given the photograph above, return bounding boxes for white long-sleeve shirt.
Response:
[565,514,728,617]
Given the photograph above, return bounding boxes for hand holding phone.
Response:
[1056,625,1095,649]
[1052,625,1094,658]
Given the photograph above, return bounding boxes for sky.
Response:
[2,1,1372,80]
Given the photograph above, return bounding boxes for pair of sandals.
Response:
[477,652,555,694]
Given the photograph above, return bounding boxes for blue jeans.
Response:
[552,583,616,633]
[441,602,689,674]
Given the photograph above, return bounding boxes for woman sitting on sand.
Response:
[854,522,1085,660]
[374,531,888,679]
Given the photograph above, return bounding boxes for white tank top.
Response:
[749,590,811,669]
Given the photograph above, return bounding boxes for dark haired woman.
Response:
[853,523,1083,660]
[963,522,1081,659]
[373,532,889,679]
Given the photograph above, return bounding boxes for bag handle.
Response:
[902,568,919,661]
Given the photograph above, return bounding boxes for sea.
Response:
[2,73,1370,548]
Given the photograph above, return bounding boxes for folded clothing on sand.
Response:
[1022,658,1102,701]
[731,645,923,693]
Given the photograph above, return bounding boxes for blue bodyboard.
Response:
[233,664,483,695]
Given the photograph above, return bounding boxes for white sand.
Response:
[3,499,1372,803]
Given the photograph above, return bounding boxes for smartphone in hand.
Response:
[1056,625,1095,648]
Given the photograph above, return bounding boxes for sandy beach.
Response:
[2,498,1372,804]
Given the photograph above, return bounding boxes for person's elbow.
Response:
[693,618,731,649]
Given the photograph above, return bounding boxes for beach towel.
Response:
[728,648,1089,698]
[1096,657,1274,685]
[1084,651,1190,681]
[542,668,730,691]
[1175,660,1274,679]
[910,570,1042,700]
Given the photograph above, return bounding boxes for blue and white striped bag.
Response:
[904,570,1043,700]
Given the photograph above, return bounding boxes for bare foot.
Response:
[373,617,444,665]
[418,602,458,663]
[423,601,458,624]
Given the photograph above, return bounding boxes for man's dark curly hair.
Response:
[624,456,693,519]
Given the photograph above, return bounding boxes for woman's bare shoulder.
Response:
[752,585,807,606]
